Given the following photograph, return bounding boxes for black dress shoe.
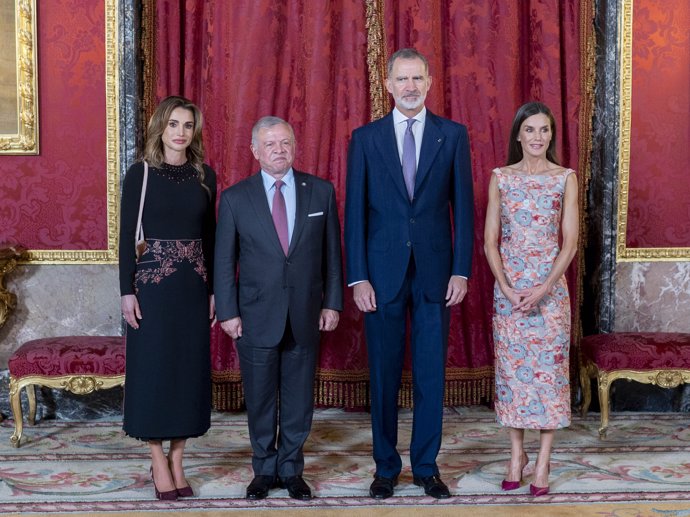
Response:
[246,475,276,500]
[413,474,451,499]
[280,476,312,500]
[369,475,398,499]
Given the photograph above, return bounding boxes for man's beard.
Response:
[397,93,425,111]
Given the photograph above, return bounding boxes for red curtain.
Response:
[145,0,586,410]
[382,1,584,399]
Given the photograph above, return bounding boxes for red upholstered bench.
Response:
[580,332,690,438]
[8,336,125,447]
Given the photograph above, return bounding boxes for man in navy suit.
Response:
[345,48,473,499]
[215,117,343,501]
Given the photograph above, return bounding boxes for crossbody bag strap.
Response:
[135,161,149,245]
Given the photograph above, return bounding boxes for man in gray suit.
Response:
[214,116,343,500]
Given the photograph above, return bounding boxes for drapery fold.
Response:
[142,0,592,410]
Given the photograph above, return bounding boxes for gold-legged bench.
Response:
[8,336,125,447]
[580,332,690,439]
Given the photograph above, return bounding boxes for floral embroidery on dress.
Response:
[135,239,207,287]
[493,169,573,430]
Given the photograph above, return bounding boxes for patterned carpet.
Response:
[1,407,690,514]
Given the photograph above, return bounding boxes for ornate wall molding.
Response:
[25,0,120,264]
[0,0,38,155]
[0,246,24,328]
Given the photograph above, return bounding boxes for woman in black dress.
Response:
[119,96,216,500]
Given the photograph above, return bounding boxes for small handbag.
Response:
[134,161,149,259]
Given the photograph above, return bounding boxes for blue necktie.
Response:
[403,118,417,200]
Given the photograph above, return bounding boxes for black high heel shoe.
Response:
[150,466,178,501]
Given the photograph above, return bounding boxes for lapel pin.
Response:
[302,182,307,186]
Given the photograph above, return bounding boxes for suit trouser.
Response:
[236,319,318,478]
[365,255,450,478]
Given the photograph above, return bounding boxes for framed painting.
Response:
[616,0,690,261]
[0,0,38,154]
[6,0,121,264]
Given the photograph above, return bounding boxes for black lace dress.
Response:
[119,161,216,440]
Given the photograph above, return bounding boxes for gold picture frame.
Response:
[0,0,38,154]
[23,0,119,264]
[616,0,690,261]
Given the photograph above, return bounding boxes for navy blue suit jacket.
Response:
[344,110,473,304]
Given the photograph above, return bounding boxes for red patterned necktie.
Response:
[272,179,289,255]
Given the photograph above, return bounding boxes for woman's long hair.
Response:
[143,95,210,197]
[506,101,559,166]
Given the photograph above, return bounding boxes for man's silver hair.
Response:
[386,48,429,77]
[251,116,294,147]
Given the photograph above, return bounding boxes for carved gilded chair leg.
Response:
[9,377,24,448]
[580,364,592,417]
[27,385,36,425]
[597,371,610,439]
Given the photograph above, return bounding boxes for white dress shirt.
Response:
[392,106,426,165]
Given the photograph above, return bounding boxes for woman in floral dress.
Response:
[484,102,578,496]
[119,96,216,500]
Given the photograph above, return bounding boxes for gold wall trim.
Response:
[365,0,387,121]
[25,0,120,264]
[616,0,690,262]
[0,0,38,154]
[141,0,156,138]
[573,0,596,391]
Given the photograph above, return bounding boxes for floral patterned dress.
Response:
[493,168,572,430]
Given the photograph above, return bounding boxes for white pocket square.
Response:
[308,211,324,217]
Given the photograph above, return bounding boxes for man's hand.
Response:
[445,276,468,306]
[220,317,243,339]
[319,309,340,331]
[353,281,377,312]
[121,295,142,329]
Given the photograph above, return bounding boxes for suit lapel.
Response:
[288,171,312,256]
[246,173,285,256]
[374,113,410,201]
[416,111,444,195]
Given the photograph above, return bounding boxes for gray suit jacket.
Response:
[214,170,343,347]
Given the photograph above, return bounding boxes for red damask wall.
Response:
[0,0,107,250]
[628,0,690,248]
